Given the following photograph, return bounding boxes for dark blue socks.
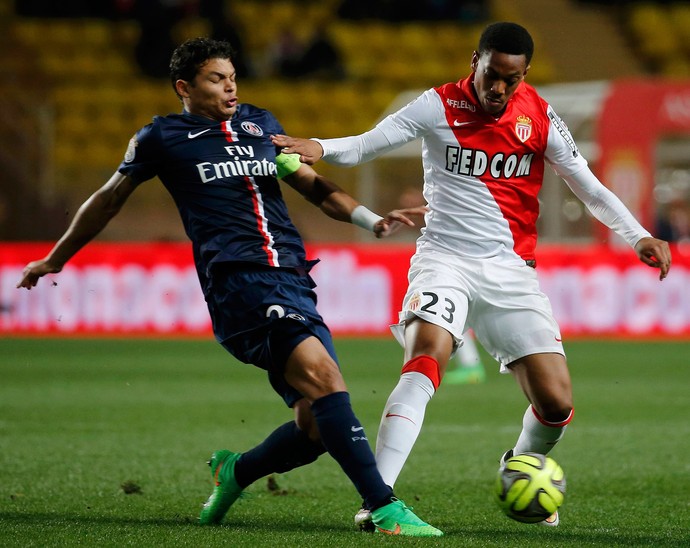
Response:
[311,391,393,511]
[234,421,325,488]
[231,392,393,511]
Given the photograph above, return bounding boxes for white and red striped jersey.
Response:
[317,75,650,264]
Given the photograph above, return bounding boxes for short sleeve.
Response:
[117,122,162,184]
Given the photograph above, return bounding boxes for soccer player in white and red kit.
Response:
[273,22,671,527]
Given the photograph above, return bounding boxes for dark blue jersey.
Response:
[118,104,307,278]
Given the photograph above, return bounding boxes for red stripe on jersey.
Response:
[244,176,279,266]
[484,174,540,261]
[222,120,238,143]
[435,78,548,261]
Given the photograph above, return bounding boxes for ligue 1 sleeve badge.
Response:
[515,115,532,143]
[124,136,138,163]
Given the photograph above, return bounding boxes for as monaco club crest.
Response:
[515,115,532,143]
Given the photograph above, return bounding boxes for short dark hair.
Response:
[477,22,534,64]
[169,37,236,97]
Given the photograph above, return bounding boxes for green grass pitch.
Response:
[1,337,688,547]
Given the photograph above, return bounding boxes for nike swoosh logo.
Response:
[377,523,402,535]
[555,337,562,342]
[188,129,211,139]
[385,413,416,424]
[351,426,364,432]
[453,120,474,127]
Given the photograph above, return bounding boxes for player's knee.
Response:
[531,381,573,424]
[311,359,346,392]
[287,357,346,401]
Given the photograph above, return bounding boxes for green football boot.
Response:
[371,498,443,537]
[198,450,243,525]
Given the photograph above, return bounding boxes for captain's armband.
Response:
[276,153,302,179]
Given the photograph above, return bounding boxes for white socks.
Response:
[513,404,572,455]
[375,372,572,490]
[375,371,436,488]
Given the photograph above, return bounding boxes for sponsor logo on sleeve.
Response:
[547,108,579,157]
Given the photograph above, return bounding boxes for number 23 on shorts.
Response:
[420,291,456,324]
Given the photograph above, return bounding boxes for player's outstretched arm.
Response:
[271,134,323,165]
[634,236,672,281]
[281,164,424,236]
[16,172,138,289]
[562,168,672,281]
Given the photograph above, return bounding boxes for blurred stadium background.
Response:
[2,0,690,244]
[2,6,689,543]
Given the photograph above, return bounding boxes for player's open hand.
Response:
[374,206,429,239]
[634,236,672,280]
[16,259,62,289]
[271,134,323,165]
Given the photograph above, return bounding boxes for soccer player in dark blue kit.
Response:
[16,38,442,537]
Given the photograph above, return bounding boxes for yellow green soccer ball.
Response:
[495,452,566,523]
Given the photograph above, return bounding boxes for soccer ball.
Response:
[494,452,565,523]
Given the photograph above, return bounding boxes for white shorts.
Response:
[390,250,564,372]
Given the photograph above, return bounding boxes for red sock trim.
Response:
[401,355,441,390]
[531,405,574,427]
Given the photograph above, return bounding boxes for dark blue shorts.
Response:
[204,263,338,407]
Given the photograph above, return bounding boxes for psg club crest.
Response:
[515,115,532,143]
[241,121,263,136]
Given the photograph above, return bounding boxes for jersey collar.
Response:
[182,109,231,125]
